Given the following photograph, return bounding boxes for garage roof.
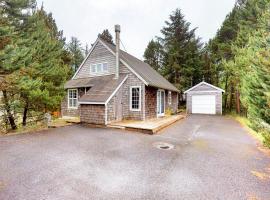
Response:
[184,81,225,93]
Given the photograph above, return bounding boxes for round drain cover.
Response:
[153,142,174,150]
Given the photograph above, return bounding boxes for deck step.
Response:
[107,125,126,130]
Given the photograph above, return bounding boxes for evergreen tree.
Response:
[10,8,69,126]
[1,3,70,129]
[160,9,203,92]
[233,6,270,146]
[84,43,90,57]
[67,37,84,72]
[0,0,35,129]
[143,39,163,72]
[98,29,114,44]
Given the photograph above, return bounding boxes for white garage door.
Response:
[192,95,216,114]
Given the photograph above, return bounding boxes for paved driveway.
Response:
[0,115,269,200]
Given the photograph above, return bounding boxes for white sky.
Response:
[37,0,235,59]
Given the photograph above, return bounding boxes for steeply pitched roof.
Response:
[99,39,179,92]
[76,74,128,103]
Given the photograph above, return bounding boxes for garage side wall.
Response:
[186,92,222,115]
[80,104,105,124]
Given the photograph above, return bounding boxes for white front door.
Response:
[192,95,216,114]
[157,90,165,117]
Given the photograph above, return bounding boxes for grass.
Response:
[0,117,79,136]
[227,113,265,144]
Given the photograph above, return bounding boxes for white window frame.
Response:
[68,89,78,109]
[90,62,108,75]
[157,89,165,117]
[130,86,141,111]
[91,64,97,73]
[168,91,172,105]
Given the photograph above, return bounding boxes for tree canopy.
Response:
[98,29,114,44]
[0,1,71,130]
[144,9,203,94]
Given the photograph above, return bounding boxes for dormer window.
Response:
[90,63,108,74]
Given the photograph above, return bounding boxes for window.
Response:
[103,63,108,71]
[130,86,141,111]
[68,89,78,108]
[97,63,102,72]
[168,91,172,105]
[91,64,96,73]
[90,63,108,74]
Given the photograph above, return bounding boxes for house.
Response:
[62,25,179,125]
[184,81,225,115]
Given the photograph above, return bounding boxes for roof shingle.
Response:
[77,74,128,103]
[100,39,179,92]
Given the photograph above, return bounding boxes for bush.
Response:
[165,108,173,116]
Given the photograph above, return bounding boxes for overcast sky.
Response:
[37,0,235,59]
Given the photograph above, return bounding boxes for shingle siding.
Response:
[61,88,85,117]
[145,87,178,119]
[80,104,105,124]
[63,39,180,122]
[105,65,145,123]
[145,87,157,119]
[189,83,221,92]
[75,41,116,79]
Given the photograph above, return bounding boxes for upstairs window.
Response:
[68,89,78,109]
[130,86,141,111]
[168,91,172,105]
[90,63,108,74]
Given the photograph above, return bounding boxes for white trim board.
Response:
[105,75,128,104]
[184,81,225,94]
[78,101,105,105]
[78,75,128,106]
[67,89,78,109]
[98,39,149,86]
[72,39,99,79]
[129,86,142,112]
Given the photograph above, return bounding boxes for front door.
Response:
[157,90,165,117]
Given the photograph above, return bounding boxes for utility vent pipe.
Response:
[115,24,120,79]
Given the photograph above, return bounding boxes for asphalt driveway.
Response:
[0,115,270,200]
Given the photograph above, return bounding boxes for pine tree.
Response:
[12,9,70,126]
[160,9,203,92]
[143,39,164,72]
[0,0,35,130]
[98,29,114,44]
[84,43,90,57]
[67,37,84,72]
[1,3,70,129]
[238,10,270,146]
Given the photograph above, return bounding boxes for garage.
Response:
[184,82,225,115]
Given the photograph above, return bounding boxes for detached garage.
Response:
[184,82,225,115]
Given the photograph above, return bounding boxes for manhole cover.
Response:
[153,142,174,150]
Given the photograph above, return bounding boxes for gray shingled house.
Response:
[62,25,179,125]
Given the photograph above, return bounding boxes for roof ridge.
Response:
[99,38,179,92]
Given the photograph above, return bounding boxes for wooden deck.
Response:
[108,114,186,134]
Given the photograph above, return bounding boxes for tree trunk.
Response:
[235,89,241,114]
[229,85,234,112]
[2,90,17,130]
[22,102,29,126]
[224,74,229,111]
